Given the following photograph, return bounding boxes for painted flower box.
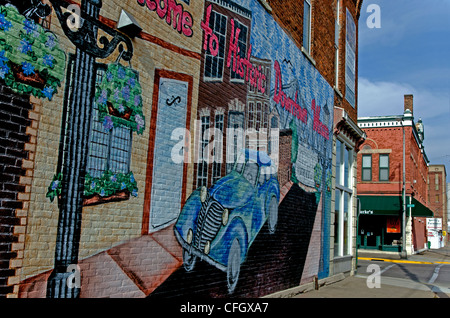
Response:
[0,5,65,100]
[95,63,145,134]
[46,170,139,206]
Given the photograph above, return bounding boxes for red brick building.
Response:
[428,165,448,245]
[357,95,433,256]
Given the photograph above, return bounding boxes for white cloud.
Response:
[358,77,450,172]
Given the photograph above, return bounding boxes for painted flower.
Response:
[103,116,114,131]
[106,71,113,82]
[121,85,130,101]
[134,95,141,107]
[118,104,125,113]
[110,174,117,182]
[130,173,135,184]
[0,63,9,79]
[21,62,35,76]
[131,189,138,197]
[97,89,107,105]
[23,19,36,35]
[121,182,127,190]
[0,13,12,31]
[42,86,55,100]
[135,114,144,131]
[100,189,106,197]
[43,54,55,67]
[51,180,60,190]
[91,181,96,189]
[19,39,32,54]
[113,88,120,102]
[0,50,8,64]
[127,77,136,88]
[45,34,56,49]
[117,66,126,79]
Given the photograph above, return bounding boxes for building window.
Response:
[86,65,132,179]
[435,174,439,190]
[212,113,224,184]
[334,0,340,89]
[362,154,372,181]
[436,194,440,202]
[303,0,312,54]
[379,154,389,181]
[334,139,353,257]
[230,19,248,82]
[204,10,227,81]
[197,115,210,187]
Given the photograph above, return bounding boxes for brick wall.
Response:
[0,84,34,297]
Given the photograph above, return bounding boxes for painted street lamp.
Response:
[45,0,133,298]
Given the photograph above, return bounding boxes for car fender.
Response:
[210,216,248,266]
[174,189,202,242]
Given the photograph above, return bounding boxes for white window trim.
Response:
[334,137,354,257]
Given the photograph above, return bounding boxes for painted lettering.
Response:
[137,0,193,37]
[201,4,219,56]
[273,60,308,123]
[311,99,330,140]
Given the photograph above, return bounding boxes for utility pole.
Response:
[401,118,407,259]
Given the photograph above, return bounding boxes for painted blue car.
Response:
[174,149,280,293]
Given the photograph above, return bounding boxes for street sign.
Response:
[407,204,415,208]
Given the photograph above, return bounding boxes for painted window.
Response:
[86,65,132,179]
[362,154,372,181]
[212,112,224,184]
[335,139,353,257]
[303,0,312,54]
[197,115,210,187]
[204,10,227,81]
[334,0,340,89]
[379,154,389,181]
[230,19,248,82]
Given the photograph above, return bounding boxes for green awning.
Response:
[358,195,434,217]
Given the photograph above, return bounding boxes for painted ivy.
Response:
[0,5,65,100]
[95,63,145,134]
[46,170,138,202]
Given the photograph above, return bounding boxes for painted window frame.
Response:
[334,0,340,90]
[229,18,248,83]
[212,111,224,184]
[197,114,211,188]
[203,10,228,82]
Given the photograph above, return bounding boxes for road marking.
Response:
[379,263,396,275]
[358,257,433,265]
[428,264,444,284]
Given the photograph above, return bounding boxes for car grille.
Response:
[193,192,224,251]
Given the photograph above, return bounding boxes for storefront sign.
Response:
[426,218,442,230]
[360,210,374,215]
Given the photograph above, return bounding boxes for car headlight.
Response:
[187,228,193,244]
[222,208,229,226]
[204,241,210,254]
[200,186,207,203]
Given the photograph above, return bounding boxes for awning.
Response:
[358,195,434,217]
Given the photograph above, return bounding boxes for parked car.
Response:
[173,149,280,293]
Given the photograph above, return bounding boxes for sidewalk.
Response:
[291,245,450,298]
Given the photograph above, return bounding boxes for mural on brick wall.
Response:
[156,0,334,296]
[5,0,334,298]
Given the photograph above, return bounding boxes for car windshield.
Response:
[242,161,259,185]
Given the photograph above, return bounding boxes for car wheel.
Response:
[183,248,197,272]
[268,196,278,234]
[227,238,241,294]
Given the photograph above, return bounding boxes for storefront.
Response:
[358,195,434,252]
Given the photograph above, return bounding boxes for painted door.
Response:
[149,77,189,230]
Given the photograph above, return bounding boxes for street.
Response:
[356,259,450,297]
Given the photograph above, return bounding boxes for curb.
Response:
[358,257,450,265]
[263,273,346,298]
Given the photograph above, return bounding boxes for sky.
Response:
[357,0,450,182]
